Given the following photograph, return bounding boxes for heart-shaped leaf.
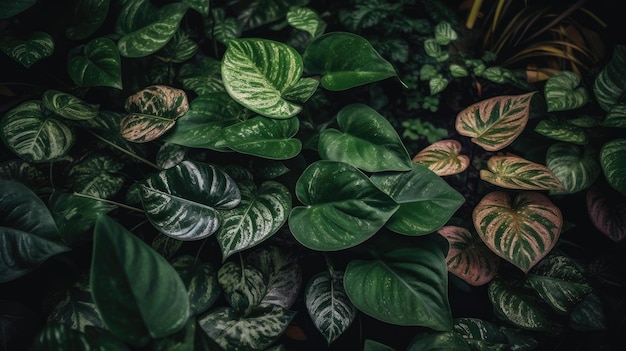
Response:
[171,255,220,315]
[303,32,397,91]
[480,155,565,191]
[473,191,562,273]
[66,153,124,199]
[121,85,189,142]
[544,71,588,112]
[412,139,469,176]
[217,181,291,259]
[68,37,122,89]
[91,215,190,346]
[534,117,588,145]
[593,44,626,112]
[42,89,99,121]
[600,138,626,195]
[49,192,116,245]
[437,226,500,286]
[305,270,356,345]
[177,56,224,95]
[222,116,302,159]
[246,245,302,309]
[586,185,626,242]
[47,274,105,331]
[289,160,399,251]
[319,103,412,172]
[546,143,601,195]
[370,163,465,235]
[140,160,241,240]
[455,92,535,151]
[222,38,313,119]
[66,0,110,40]
[0,100,74,162]
[0,31,54,68]
[287,7,326,39]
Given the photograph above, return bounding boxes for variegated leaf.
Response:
[150,234,182,260]
[66,153,124,199]
[178,56,225,95]
[246,245,302,309]
[305,270,356,344]
[455,92,535,151]
[593,44,626,112]
[0,100,74,162]
[42,90,99,121]
[534,117,588,145]
[68,37,122,89]
[473,191,562,273]
[217,181,291,259]
[49,192,116,245]
[412,139,469,176]
[600,138,626,195]
[479,155,565,191]
[218,261,267,313]
[453,317,538,350]
[47,275,104,332]
[546,143,601,195]
[121,85,189,143]
[434,21,457,44]
[437,226,500,286]
[171,255,220,315]
[0,31,54,68]
[586,185,626,242]
[544,71,588,112]
[155,142,187,169]
[158,30,198,63]
[222,116,302,159]
[286,7,326,39]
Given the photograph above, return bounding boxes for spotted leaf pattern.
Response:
[480,155,565,191]
[412,139,469,176]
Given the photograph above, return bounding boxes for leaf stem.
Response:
[72,192,144,213]
[86,129,163,170]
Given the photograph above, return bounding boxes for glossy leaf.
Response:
[479,155,565,191]
[0,0,38,19]
[66,153,124,199]
[586,185,626,242]
[177,56,225,95]
[0,31,53,68]
[319,103,412,172]
[453,317,538,350]
[546,143,601,195]
[171,255,220,315]
[222,116,302,159]
[473,191,562,273]
[303,32,397,91]
[158,30,198,63]
[593,44,626,112]
[344,236,452,330]
[140,160,241,240]
[42,90,99,121]
[90,215,190,346]
[370,163,465,235]
[222,38,312,119]
[121,85,189,143]
[534,117,587,145]
[49,192,116,245]
[305,270,356,345]
[287,7,326,39]
[406,331,469,351]
[411,139,469,176]
[544,71,588,112]
[229,0,307,30]
[289,161,399,251]
[600,138,626,195]
[66,0,110,40]
[68,37,122,89]
[455,92,535,151]
[0,100,74,162]
[47,275,105,332]
[437,226,500,286]
[246,245,302,309]
[217,181,291,259]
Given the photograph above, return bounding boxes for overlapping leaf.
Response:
[158,30,198,63]
[222,116,302,159]
[177,56,225,95]
[586,185,626,242]
[480,155,565,191]
[455,92,535,151]
[546,143,601,195]
[593,44,626,112]
[66,0,110,40]
[287,7,326,39]
[218,260,266,314]
[246,245,302,309]
[229,0,308,30]
[47,275,104,332]
[412,139,469,176]
[171,255,220,315]
[544,71,588,112]
[0,31,54,68]
[600,138,626,195]
[68,37,122,89]
[66,153,125,199]
[534,117,588,145]
[42,90,99,121]
[49,192,116,245]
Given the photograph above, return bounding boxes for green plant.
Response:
[1,1,625,351]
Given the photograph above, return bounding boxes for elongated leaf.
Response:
[140,160,241,240]
[437,226,500,286]
[42,90,99,121]
[223,116,302,159]
[218,260,267,313]
[319,103,412,172]
[171,255,220,315]
[287,7,326,39]
[68,37,122,89]
[546,143,600,195]
[0,0,38,19]
[289,160,399,251]
[0,100,74,162]
[217,181,291,259]
[246,245,302,309]
[473,191,562,273]
[305,270,356,344]
[480,155,565,191]
[370,163,465,235]
[49,192,116,245]
[91,215,190,346]
[121,85,189,142]
[0,31,53,68]
[534,117,587,145]
[455,93,535,151]
[600,138,626,195]
[453,317,538,350]
[66,0,110,40]
[344,235,452,330]
[593,44,626,112]
[66,153,124,199]
[586,185,626,242]
[412,139,469,176]
[406,331,469,351]
[303,32,397,91]
[222,38,311,119]
[47,275,104,332]
[544,71,588,112]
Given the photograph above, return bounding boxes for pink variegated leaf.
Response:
[480,155,565,191]
[412,140,469,176]
[586,186,626,242]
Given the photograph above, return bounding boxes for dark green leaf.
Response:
[68,37,122,89]
[0,31,53,68]
[546,143,601,195]
[171,255,221,315]
[0,0,38,19]
[600,138,626,195]
[66,0,110,40]
[406,331,469,351]
[229,0,308,30]
[223,116,302,159]
[49,192,116,245]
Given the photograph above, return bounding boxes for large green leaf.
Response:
[217,181,291,259]
[305,270,356,345]
[593,44,626,112]
[344,235,452,330]
[66,153,124,199]
[68,37,122,89]
[546,143,601,195]
[140,160,241,240]
[600,138,626,195]
[544,71,588,112]
[412,139,469,176]
[289,160,399,251]
[479,155,565,191]
[218,260,266,313]
[0,0,38,19]
[66,0,110,40]
[222,38,315,119]
[453,317,538,350]
[534,117,588,145]
[586,185,626,242]
[246,245,302,309]
[90,215,190,346]
[303,32,397,91]
[473,191,562,274]
[455,92,535,151]
[0,100,74,162]
[406,331,469,351]
[0,31,53,68]
[228,0,308,30]
[222,116,302,159]
[47,274,105,332]
[171,255,221,315]
[370,163,465,235]
[49,192,116,245]
[121,85,189,143]
[318,103,412,172]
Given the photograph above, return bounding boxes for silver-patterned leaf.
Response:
[286,7,326,39]
[42,90,99,121]
[218,261,267,314]
[0,31,54,68]
[171,254,221,315]
[544,71,588,112]
[246,245,302,309]
[546,143,601,195]
[157,30,198,63]
[156,142,188,169]
[67,153,125,199]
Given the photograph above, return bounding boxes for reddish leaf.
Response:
[480,155,565,191]
[586,186,626,242]
[412,140,469,176]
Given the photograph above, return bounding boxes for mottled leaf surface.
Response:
[246,245,302,309]
[544,71,588,112]
[546,143,601,195]
[412,139,469,176]
[0,31,53,68]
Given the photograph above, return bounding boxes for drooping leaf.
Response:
[246,245,302,309]
[319,103,412,172]
[586,185,626,242]
[593,44,626,112]
[217,181,291,259]
[66,153,125,199]
[453,317,538,350]
[534,117,588,145]
[546,142,601,195]
[68,37,122,89]
[473,191,562,273]
[90,215,190,346]
[479,155,565,191]
[0,100,74,162]
[228,0,308,30]
[47,274,105,332]
[455,92,535,151]
[0,31,54,68]
[121,85,189,142]
[437,226,500,286]
[286,7,326,39]
[66,0,110,40]
[155,142,187,169]
[305,270,356,345]
[171,255,221,315]
[303,32,397,91]
[370,163,465,235]
[49,192,116,245]
[600,138,626,195]
[411,139,469,176]
[222,116,302,159]
[406,331,469,351]
[289,160,399,251]
[544,71,588,112]
[0,0,38,19]
[140,160,241,240]
[218,260,267,314]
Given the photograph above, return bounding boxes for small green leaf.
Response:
[544,71,588,112]
[218,260,267,313]
[600,138,626,195]
[49,192,116,245]
[0,31,54,68]
[593,44,626,112]
[42,90,99,121]
[66,0,110,40]
[534,117,588,145]
[424,39,448,61]
[222,116,302,159]
[546,143,601,195]
[229,0,307,30]
[68,37,122,89]
[66,153,125,199]
[177,56,225,95]
[287,7,326,39]
[434,22,457,44]
[158,30,198,63]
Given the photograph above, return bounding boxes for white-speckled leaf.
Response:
[286,7,326,39]
[218,261,267,314]
[0,31,54,68]
[246,245,302,309]
[47,275,104,332]
[412,139,469,176]
[66,153,124,199]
